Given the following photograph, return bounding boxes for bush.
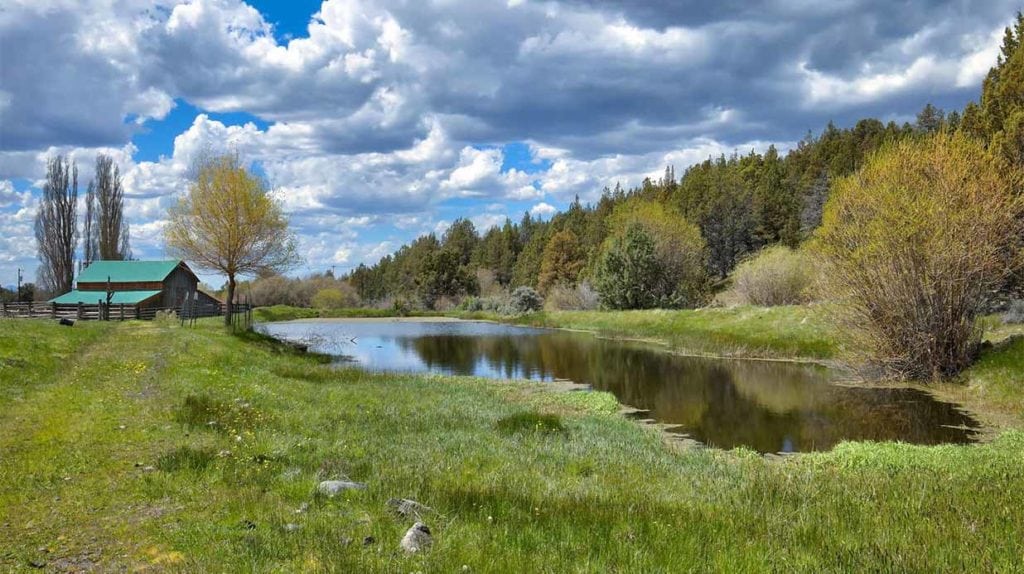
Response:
[728,246,815,306]
[507,286,543,314]
[545,282,600,311]
[310,284,359,309]
[596,202,708,309]
[1002,300,1024,324]
[814,132,1022,379]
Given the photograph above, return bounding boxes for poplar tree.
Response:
[35,155,78,294]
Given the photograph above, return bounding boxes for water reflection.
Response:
[259,320,979,453]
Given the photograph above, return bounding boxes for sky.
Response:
[0,0,1018,289]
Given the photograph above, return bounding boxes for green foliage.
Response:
[728,246,815,307]
[814,132,1023,379]
[595,224,663,310]
[975,13,1024,166]
[416,247,478,309]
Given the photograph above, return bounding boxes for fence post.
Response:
[135,305,140,320]
[28,301,33,317]
[51,303,56,318]
[77,302,83,319]
[1,301,5,317]
[119,303,125,321]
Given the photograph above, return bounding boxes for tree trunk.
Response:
[224,274,236,326]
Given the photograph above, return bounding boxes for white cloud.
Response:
[529,201,557,218]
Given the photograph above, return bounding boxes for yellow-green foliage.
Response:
[310,284,359,309]
[601,199,708,307]
[814,132,1022,379]
[728,246,815,306]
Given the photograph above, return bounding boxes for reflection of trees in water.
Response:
[395,333,977,453]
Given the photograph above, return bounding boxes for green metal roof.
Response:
[77,260,184,283]
[50,290,162,305]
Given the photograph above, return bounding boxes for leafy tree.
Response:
[537,229,584,295]
[594,224,662,310]
[165,154,300,325]
[35,155,78,294]
[815,132,1022,379]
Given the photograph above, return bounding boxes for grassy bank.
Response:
[500,306,838,360]
[2,318,1024,571]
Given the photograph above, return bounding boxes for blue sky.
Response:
[0,0,1016,289]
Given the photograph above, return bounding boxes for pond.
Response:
[258,318,980,454]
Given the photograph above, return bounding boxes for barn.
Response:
[50,260,221,315]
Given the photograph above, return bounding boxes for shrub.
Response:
[545,282,601,311]
[814,132,1023,379]
[594,224,663,310]
[728,246,815,306]
[596,201,709,309]
[507,286,543,314]
[310,284,360,309]
[1002,300,1024,324]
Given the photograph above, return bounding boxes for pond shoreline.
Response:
[259,315,985,453]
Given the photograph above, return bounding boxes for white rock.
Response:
[317,480,367,496]
[400,522,432,553]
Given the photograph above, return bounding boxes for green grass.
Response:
[2,317,1024,571]
[502,305,839,360]
[253,305,419,323]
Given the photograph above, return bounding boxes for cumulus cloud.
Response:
[0,0,1018,282]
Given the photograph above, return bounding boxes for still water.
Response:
[258,319,979,453]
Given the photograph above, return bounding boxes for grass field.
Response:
[2,316,1024,572]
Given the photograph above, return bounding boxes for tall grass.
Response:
[727,246,815,306]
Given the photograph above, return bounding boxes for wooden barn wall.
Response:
[160,267,198,308]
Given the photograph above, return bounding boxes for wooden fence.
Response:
[0,301,231,322]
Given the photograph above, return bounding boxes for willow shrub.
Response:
[729,246,815,306]
[814,132,1023,379]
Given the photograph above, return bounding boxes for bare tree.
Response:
[94,154,131,260]
[82,179,97,267]
[35,155,78,294]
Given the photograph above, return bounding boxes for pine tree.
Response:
[537,229,584,294]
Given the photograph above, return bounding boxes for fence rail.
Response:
[0,301,237,322]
